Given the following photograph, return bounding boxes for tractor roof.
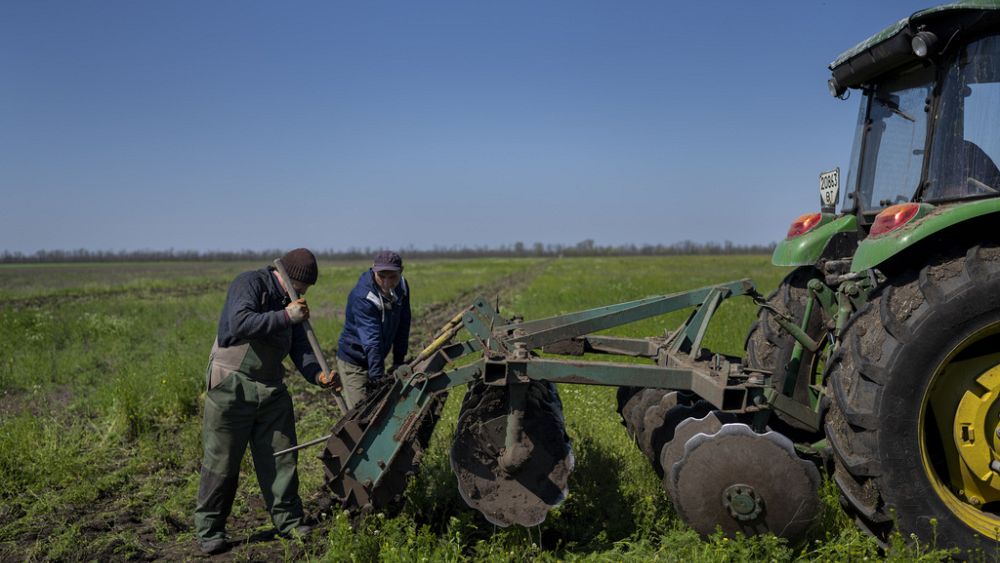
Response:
[829,1,1000,92]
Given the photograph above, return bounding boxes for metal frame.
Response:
[317,279,771,494]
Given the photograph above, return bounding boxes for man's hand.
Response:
[285,298,310,324]
[317,370,341,391]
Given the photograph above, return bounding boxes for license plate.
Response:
[819,168,840,209]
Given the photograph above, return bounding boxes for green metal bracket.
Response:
[764,388,822,432]
[498,280,754,352]
[544,335,660,358]
[463,296,506,354]
[667,287,728,358]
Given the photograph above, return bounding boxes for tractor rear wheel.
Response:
[826,242,1000,554]
[744,266,826,435]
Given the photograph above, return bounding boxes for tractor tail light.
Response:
[786,213,823,239]
[870,203,920,236]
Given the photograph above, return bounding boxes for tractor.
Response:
[279,1,1000,554]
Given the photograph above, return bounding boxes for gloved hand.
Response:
[317,370,341,391]
[285,298,310,324]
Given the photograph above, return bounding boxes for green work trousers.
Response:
[337,357,371,411]
[194,371,304,540]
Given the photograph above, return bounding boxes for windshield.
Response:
[853,66,933,213]
[924,35,1000,201]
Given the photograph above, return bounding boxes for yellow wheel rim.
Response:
[921,323,1000,537]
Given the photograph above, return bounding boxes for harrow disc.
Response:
[637,391,682,458]
[659,411,740,500]
[668,423,821,544]
[638,394,712,475]
[450,381,574,527]
[623,388,667,437]
[320,379,446,513]
[615,386,641,420]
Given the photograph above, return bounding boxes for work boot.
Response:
[198,537,230,555]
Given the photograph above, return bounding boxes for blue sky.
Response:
[1,1,936,254]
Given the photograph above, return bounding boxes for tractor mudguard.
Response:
[851,198,1000,272]
[772,214,857,267]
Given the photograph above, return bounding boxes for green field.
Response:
[0,257,953,561]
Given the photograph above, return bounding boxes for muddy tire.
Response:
[826,242,1000,554]
[744,266,826,435]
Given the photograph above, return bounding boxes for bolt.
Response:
[513,342,530,360]
[970,496,984,507]
[723,484,762,521]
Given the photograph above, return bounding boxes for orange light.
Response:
[786,213,823,239]
[870,203,920,236]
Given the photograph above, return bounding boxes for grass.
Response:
[0,257,959,561]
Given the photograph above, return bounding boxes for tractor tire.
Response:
[826,242,1000,555]
[744,266,826,435]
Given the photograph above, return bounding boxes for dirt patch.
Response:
[0,385,74,420]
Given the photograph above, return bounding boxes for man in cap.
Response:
[194,248,336,555]
[336,250,411,410]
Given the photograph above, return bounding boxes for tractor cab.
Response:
[837,9,1000,215]
[775,2,1000,269]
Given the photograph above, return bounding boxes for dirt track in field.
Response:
[82,260,552,562]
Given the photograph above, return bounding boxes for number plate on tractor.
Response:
[819,168,840,210]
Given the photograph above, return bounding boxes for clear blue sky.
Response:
[1,1,935,254]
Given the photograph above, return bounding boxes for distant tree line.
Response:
[0,240,775,264]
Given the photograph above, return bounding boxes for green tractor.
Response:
[749,0,1000,552]
[286,1,1000,555]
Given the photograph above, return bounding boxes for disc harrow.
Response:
[310,280,825,540]
[450,381,574,527]
[660,411,741,499]
[320,378,447,513]
[668,423,821,543]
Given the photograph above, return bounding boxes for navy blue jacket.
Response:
[336,269,411,378]
[216,267,321,384]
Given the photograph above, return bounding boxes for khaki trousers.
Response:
[336,357,372,410]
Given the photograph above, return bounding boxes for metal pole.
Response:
[272,258,349,414]
[273,433,332,457]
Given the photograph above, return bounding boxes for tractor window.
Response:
[842,96,866,212]
[925,35,1000,201]
[856,67,933,212]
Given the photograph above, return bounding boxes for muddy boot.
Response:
[197,537,230,555]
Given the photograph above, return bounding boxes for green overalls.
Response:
[194,330,304,540]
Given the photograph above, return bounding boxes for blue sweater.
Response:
[336,269,411,378]
[216,267,321,384]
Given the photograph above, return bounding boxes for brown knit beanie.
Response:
[279,248,318,285]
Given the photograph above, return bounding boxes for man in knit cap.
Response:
[337,250,411,410]
[194,248,335,555]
